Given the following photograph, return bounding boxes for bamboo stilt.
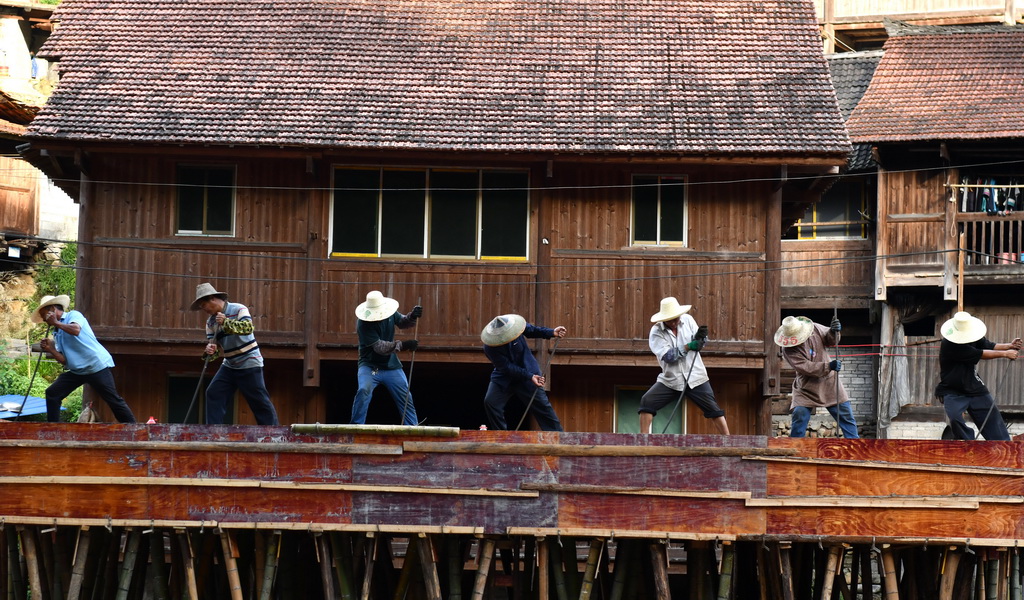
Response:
[447,536,464,600]
[985,551,998,600]
[252,530,265,599]
[820,545,843,600]
[331,533,356,600]
[66,527,91,600]
[535,537,549,600]
[756,543,770,600]
[18,527,44,600]
[218,530,243,600]
[6,526,26,600]
[315,533,337,600]
[392,536,419,600]
[470,538,494,600]
[609,539,629,600]
[881,548,899,600]
[415,534,442,600]
[941,549,963,600]
[579,538,604,600]
[36,526,55,600]
[99,527,122,600]
[360,534,378,600]
[689,540,710,600]
[1010,550,1020,600]
[549,538,568,600]
[148,530,169,600]
[779,543,795,600]
[258,531,280,600]
[128,527,151,600]
[175,529,198,600]
[717,542,735,600]
[562,537,581,599]
[114,528,142,600]
[50,527,70,600]
[999,550,1010,600]
[194,531,217,597]
[649,541,670,600]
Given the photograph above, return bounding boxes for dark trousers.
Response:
[45,367,136,423]
[206,366,279,425]
[483,381,563,431]
[942,392,1010,441]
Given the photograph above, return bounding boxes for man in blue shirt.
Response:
[35,295,136,423]
[481,314,565,431]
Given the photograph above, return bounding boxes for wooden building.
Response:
[845,22,1024,437]
[20,0,849,434]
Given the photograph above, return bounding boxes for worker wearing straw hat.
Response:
[936,311,1020,441]
[353,290,422,426]
[191,283,279,426]
[640,297,729,435]
[775,315,858,438]
[35,295,136,423]
[480,314,565,431]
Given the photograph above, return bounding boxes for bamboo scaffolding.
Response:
[257,531,279,600]
[579,538,604,600]
[470,538,494,600]
[416,534,442,600]
[114,528,141,600]
[218,530,243,600]
[175,529,199,600]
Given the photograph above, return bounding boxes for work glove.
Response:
[401,339,419,352]
[222,318,254,335]
[686,338,706,352]
[830,317,841,333]
[661,348,680,363]
[410,305,423,319]
[829,359,842,372]
[696,325,709,340]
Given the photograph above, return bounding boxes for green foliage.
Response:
[33,242,77,305]
[0,351,82,422]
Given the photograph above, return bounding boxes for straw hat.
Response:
[32,295,70,323]
[774,316,815,348]
[190,283,228,311]
[355,290,400,322]
[940,311,987,344]
[481,314,527,347]
[650,297,691,323]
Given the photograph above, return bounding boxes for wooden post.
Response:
[778,543,795,600]
[470,539,495,600]
[649,541,670,600]
[175,529,199,600]
[330,533,356,600]
[114,528,142,600]
[958,232,966,312]
[881,548,899,600]
[393,536,419,600]
[17,527,43,600]
[218,530,243,600]
[360,534,378,600]
[6,525,26,600]
[416,534,442,600]
[940,548,962,600]
[536,537,549,600]
[717,542,735,600]
[447,536,464,600]
[579,538,604,600]
[66,527,91,600]
[315,533,336,600]
[258,531,281,600]
[819,545,843,600]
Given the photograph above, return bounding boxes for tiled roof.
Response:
[847,25,1024,143]
[28,0,849,157]
[827,50,881,171]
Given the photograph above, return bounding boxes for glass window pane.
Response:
[205,168,234,234]
[333,169,380,254]
[481,171,528,258]
[176,167,205,232]
[633,176,658,243]
[381,170,426,255]
[430,170,477,257]
[659,177,685,243]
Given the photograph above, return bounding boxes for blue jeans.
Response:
[942,393,1010,441]
[790,403,859,438]
[206,366,278,425]
[352,364,418,425]
[45,367,136,423]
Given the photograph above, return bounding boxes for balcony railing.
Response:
[958,212,1024,266]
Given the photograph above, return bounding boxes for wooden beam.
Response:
[405,442,796,457]
[521,483,751,500]
[0,439,404,455]
[745,496,983,509]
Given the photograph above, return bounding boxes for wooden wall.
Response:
[0,156,38,236]
[74,150,782,432]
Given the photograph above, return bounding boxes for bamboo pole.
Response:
[861,546,873,600]
[36,525,54,600]
[392,536,419,600]
[717,542,735,600]
[415,534,442,600]
[940,548,962,600]
[579,538,604,600]
[331,532,356,600]
[470,539,495,600]
[175,529,199,600]
[218,530,243,600]
[561,537,581,599]
[819,545,843,600]
[253,530,265,598]
[536,537,548,600]
[649,541,670,600]
[258,531,280,600]
[446,536,464,600]
[779,543,795,600]
[149,530,169,600]
[360,534,378,600]
[6,526,26,600]
[1011,550,1021,600]
[114,528,142,600]
[549,538,568,600]
[50,527,70,600]
[881,548,899,600]
[609,539,629,600]
[315,533,337,600]
[66,527,90,600]
[16,527,42,600]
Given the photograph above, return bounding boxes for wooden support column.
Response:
[330,533,355,600]
[360,534,379,600]
[114,528,142,600]
[258,531,281,600]
[393,536,420,600]
[881,548,899,600]
[579,538,604,600]
[315,533,336,600]
[175,529,199,600]
[7,525,26,600]
[416,534,442,600]
[18,526,44,600]
[218,530,243,600]
[819,545,843,600]
[939,548,962,600]
[536,537,549,600]
[649,541,670,600]
[471,539,495,600]
[778,543,795,600]
[66,527,91,600]
[717,542,735,600]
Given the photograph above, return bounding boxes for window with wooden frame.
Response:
[631,175,687,246]
[175,165,235,236]
[789,179,868,240]
[330,167,529,260]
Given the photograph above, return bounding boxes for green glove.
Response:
[222,318,254,335]
[686,339,706,352]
